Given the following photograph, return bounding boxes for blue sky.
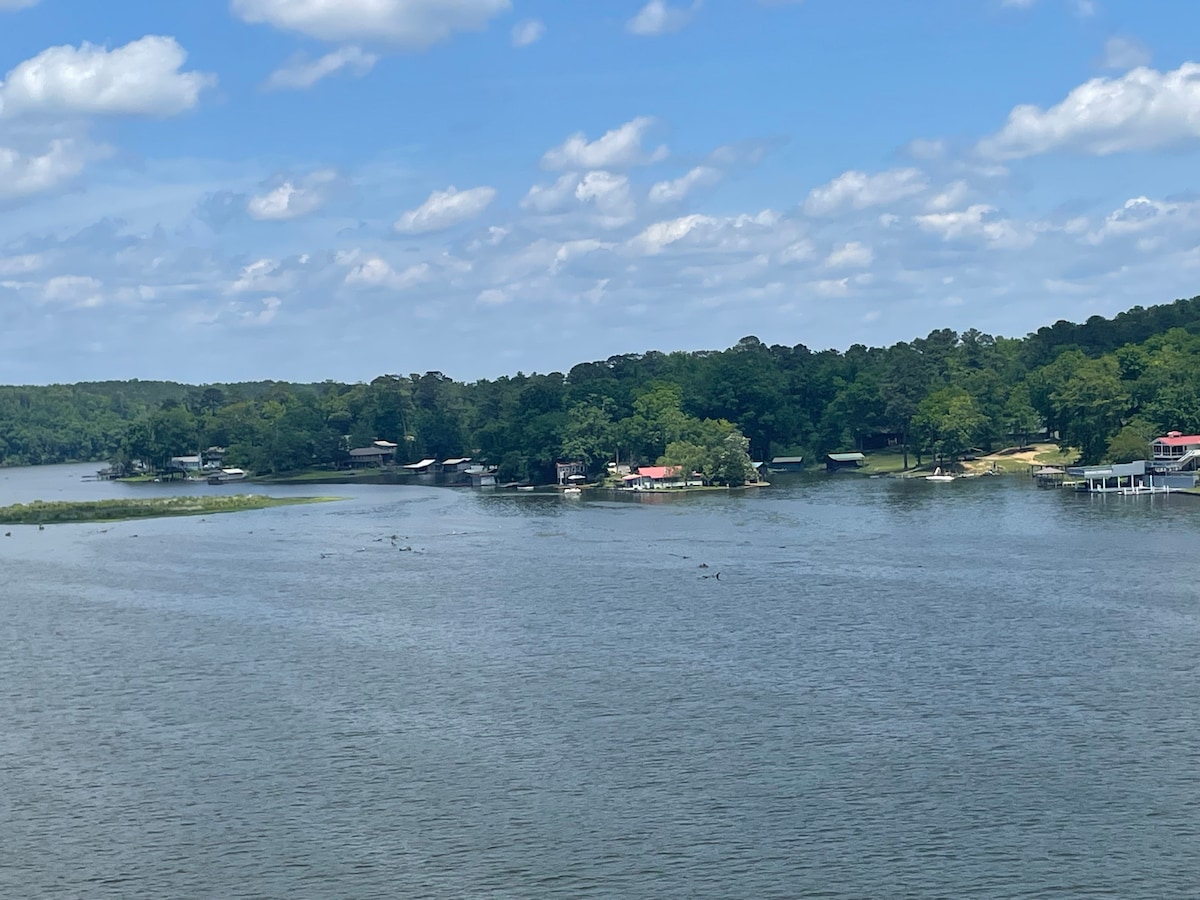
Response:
[2,0,1200,384]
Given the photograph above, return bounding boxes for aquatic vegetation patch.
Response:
[0,494,339,525]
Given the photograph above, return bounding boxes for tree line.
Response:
[4,295,1200,479]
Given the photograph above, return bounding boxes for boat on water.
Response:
[925,466,956,482]
[515,485,535,492]
[562,486,582,497]
[207,467,247,485]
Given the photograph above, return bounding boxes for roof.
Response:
[403,458,437,469]
[827,452,865,462]
[372,440,398,449]
[771,456,804,464]
[634,465,681,479]
[1067,460,1147,477]
[1154,433,1200,446]
[171,455,202,463]
[350,447,389,457]
[441,457,471,466]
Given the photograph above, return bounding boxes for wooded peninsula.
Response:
[3,296,1199,483]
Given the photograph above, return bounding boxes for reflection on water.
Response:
[2,464,1200,898]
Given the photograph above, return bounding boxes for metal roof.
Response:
[1154,434,1200,446]
[441,457,471,466]
[632,465,681,479]
[771,456,804,464]
[403,458,437,469]
[827,452,865,462]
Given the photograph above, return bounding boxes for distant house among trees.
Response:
[556,460,586,483]
[348,441,398,467]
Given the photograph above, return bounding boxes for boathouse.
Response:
[768,456,804,473]
[1066,461,1155,493]
[825,452,865,471]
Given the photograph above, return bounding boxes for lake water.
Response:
[2,465,1199,898]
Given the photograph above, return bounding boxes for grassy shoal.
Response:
[0,494,341,525]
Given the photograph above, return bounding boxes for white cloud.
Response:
[229,258,288,293]
[915,204,1032,249]
[925,180,969,212]
[627,0,700,36]
[477,287,511,305]
[263,46,378,90]
[0,139,90,198]
[42,274,103,307]
[0,36,214,118]
[979,62,1200,159]
[394,185,496,234]
[1101,36,1150,71]
[805,167,927,216]
[541,116,668,170]
[0,253,42,275]
[0,0,39,9]
[247,169,339,220]
[574,171,636,227]
[649,165,721,203]
[231,0,511,49]
[344,256,431,289]
[631,214,718,254]
[521,172,580,213]
[240,296,281,325]
[825,241,873,269]
[511,19,545,48]
[907,138,946,160]
[1084,196,1183,244]
[778,239,815,264]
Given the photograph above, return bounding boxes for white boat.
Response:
[925,467,956,482]
[207,467,247,484]
[562,487,582,497]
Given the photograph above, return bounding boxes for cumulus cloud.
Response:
[978,62,1200,159]
[630,214,717,254]
[825,241,873,269]
[0,253,42,275]
[41,274,103,307]
[804,167,927,216]
[649,165,721,204]
[1084,196,1185,244]
[263,46,378,90]
[574,171,636,227]
[247,169,339,220]
[240,296,281,325]
[344,256,431,289]
[0,139,92,198]
[541,116,668,170]
[1101,36,1151,71]
[511,19,545,48]
[627,0,700,36]
[231,0,511,49]
[521,173,581,213]
[915,204,1032,249]
[394,185,496,234]
[0,36,214,118]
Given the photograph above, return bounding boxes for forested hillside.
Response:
[5,296,1200,478]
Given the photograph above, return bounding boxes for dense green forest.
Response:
[5,296,1200,480]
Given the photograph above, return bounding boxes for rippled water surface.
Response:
[2,465,1199,898]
